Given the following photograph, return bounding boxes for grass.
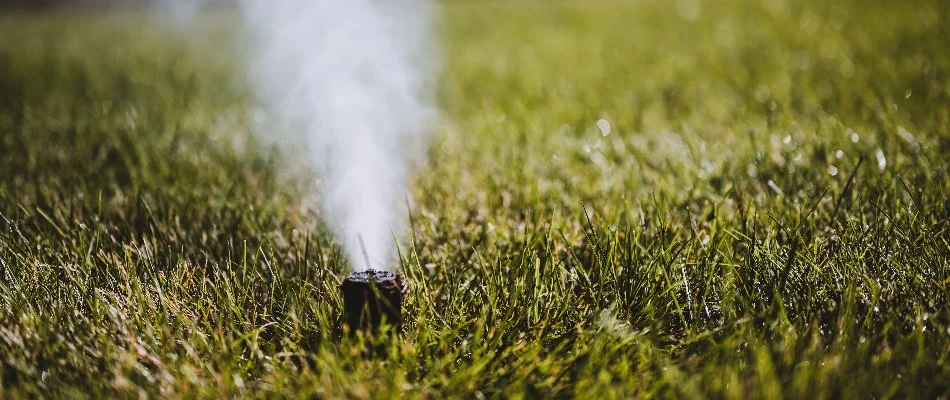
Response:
[1,0,948,397]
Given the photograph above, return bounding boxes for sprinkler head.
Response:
[340,270,409,336]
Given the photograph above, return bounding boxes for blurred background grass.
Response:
[0,0,948,397]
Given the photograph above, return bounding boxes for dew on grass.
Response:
[768,180,784,196]
[897,126,919,151]
[596,119,611,136]
[849,130,860,143]
[828,165,839,176]
[875,149,887,170]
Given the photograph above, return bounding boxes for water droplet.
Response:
[897,126,919,151]
[783,135,792,144]
[835,150,844,159]
[767,180,784,196]
[849,130,860,143]
[828,165,839,176]
[596,119,611,136]
[875,149,887,170]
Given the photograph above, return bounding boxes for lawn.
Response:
[0,0,948,397]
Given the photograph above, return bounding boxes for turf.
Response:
[1,0,948,397]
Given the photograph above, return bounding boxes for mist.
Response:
[7,0,438,272]
[238,0,438,272]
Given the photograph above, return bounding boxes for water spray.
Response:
[164,0,431,336]
[235,0,435,335]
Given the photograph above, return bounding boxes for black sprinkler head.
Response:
[340,269,409,336]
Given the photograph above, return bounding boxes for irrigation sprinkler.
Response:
[340,269,409,336]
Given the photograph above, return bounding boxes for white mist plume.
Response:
[237,0,437,271]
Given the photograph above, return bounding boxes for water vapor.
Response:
[237,0,437,271]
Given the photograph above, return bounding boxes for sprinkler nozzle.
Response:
[340,270,408,336]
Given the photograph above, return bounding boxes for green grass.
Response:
[1,0,949,397]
